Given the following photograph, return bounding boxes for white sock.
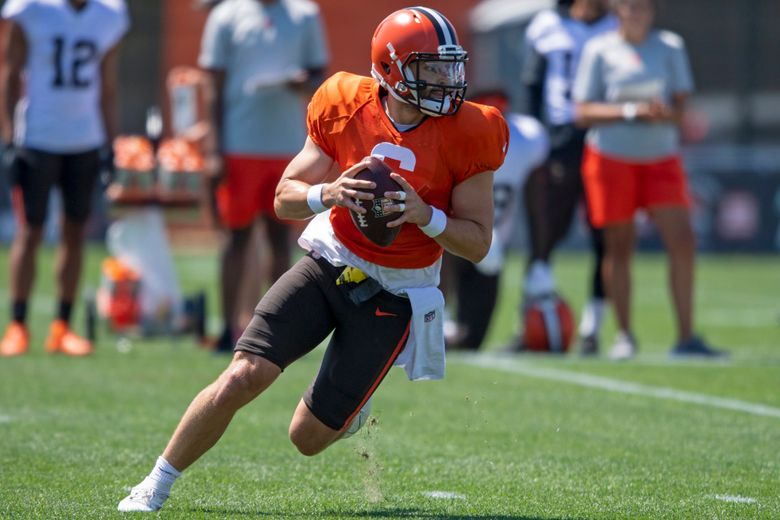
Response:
[578,298,605,337]
[524,260,555,298]
[142,456,181,495]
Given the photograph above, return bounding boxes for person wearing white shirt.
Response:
[0,0,129,357]
[519,0,617,355]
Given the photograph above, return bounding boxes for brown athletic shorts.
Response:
[235,252,412,430]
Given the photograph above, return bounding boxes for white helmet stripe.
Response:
[410,6,455,46]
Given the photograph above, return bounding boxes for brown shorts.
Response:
[236,253,412,430]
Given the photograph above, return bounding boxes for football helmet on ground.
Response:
[522,294,574,353]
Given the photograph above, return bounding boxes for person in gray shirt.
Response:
[198,0,329,352]
[573,0,725,360]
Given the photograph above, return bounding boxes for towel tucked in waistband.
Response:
[394,286,445,381]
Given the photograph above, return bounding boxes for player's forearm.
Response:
[204,71,225,156]
[274,178,319,220]
[0,70,20,143]
[274,137,338,220]
[577,100,683,127]
[98,43,122,144]
[668,95,688,127]
[205,93,223,156]
[425,170,495,263]
[1,22,25,144]
[434,216,493,264]
[100,84,119,143]
[574,102,626,126]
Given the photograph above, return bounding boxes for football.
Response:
[349,158,403,247]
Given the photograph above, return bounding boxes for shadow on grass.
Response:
[186,506,580,519]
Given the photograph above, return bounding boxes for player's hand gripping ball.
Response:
[349,157,404,247]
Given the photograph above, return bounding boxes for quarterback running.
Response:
[119,6,507,512]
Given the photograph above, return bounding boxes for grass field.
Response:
[0,246,778,519]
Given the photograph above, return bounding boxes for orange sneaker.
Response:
[0,322,29,357]
[45,320,93,356]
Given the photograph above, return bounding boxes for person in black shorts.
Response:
[518,0,616,354]
[118,6,508,512]
[442,91,549,352]
[0,0,128,357]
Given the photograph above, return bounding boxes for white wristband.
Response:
[419,206,447,238]
[306,183,328,214]
[622,102,638,122]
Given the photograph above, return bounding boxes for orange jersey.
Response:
[307,72,509,269]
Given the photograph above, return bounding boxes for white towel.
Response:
[394,286,446,381]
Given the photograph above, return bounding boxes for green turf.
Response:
[0,247,778,519]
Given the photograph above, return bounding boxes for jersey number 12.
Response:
[52,37,98,89]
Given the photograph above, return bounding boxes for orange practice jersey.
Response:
[307,72,509,269]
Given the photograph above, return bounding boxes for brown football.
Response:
[349,158,403,247]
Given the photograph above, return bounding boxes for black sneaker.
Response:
[578,334,599,356]
[669,336,728,359]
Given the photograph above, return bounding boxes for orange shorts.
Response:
[581,146,691,228]
[217,155,291,229]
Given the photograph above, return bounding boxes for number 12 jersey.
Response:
[2,0,129,152]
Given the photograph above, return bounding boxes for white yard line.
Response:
[456,354,780,419]
[423,491,466,500]
[711,494,758,504]
[698,308,779,327]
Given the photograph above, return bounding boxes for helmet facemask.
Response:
[374,44,468,117]
[402,52,468,116]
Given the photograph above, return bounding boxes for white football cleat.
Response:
[118,482,169,512]
[342,397,372,439]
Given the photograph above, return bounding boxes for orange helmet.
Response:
[370,6,468,117]
[522,295,574,353]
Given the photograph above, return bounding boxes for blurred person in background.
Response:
[118,6,507,512]
[188,0,270,341]
[573,0,725,360]
[198,0,329,352]
[517,0,616,355]
[0,0,128,356]
[444,91,549,351]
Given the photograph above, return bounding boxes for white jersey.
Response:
[2,0,129,152]
[524,9,616,126]
[493,114,549,246]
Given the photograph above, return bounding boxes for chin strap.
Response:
[371,65,410,105]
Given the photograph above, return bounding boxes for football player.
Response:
[519,0,616,354]
[0,0,128,356]
[119,6,508,512]
[443,91,549,351]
